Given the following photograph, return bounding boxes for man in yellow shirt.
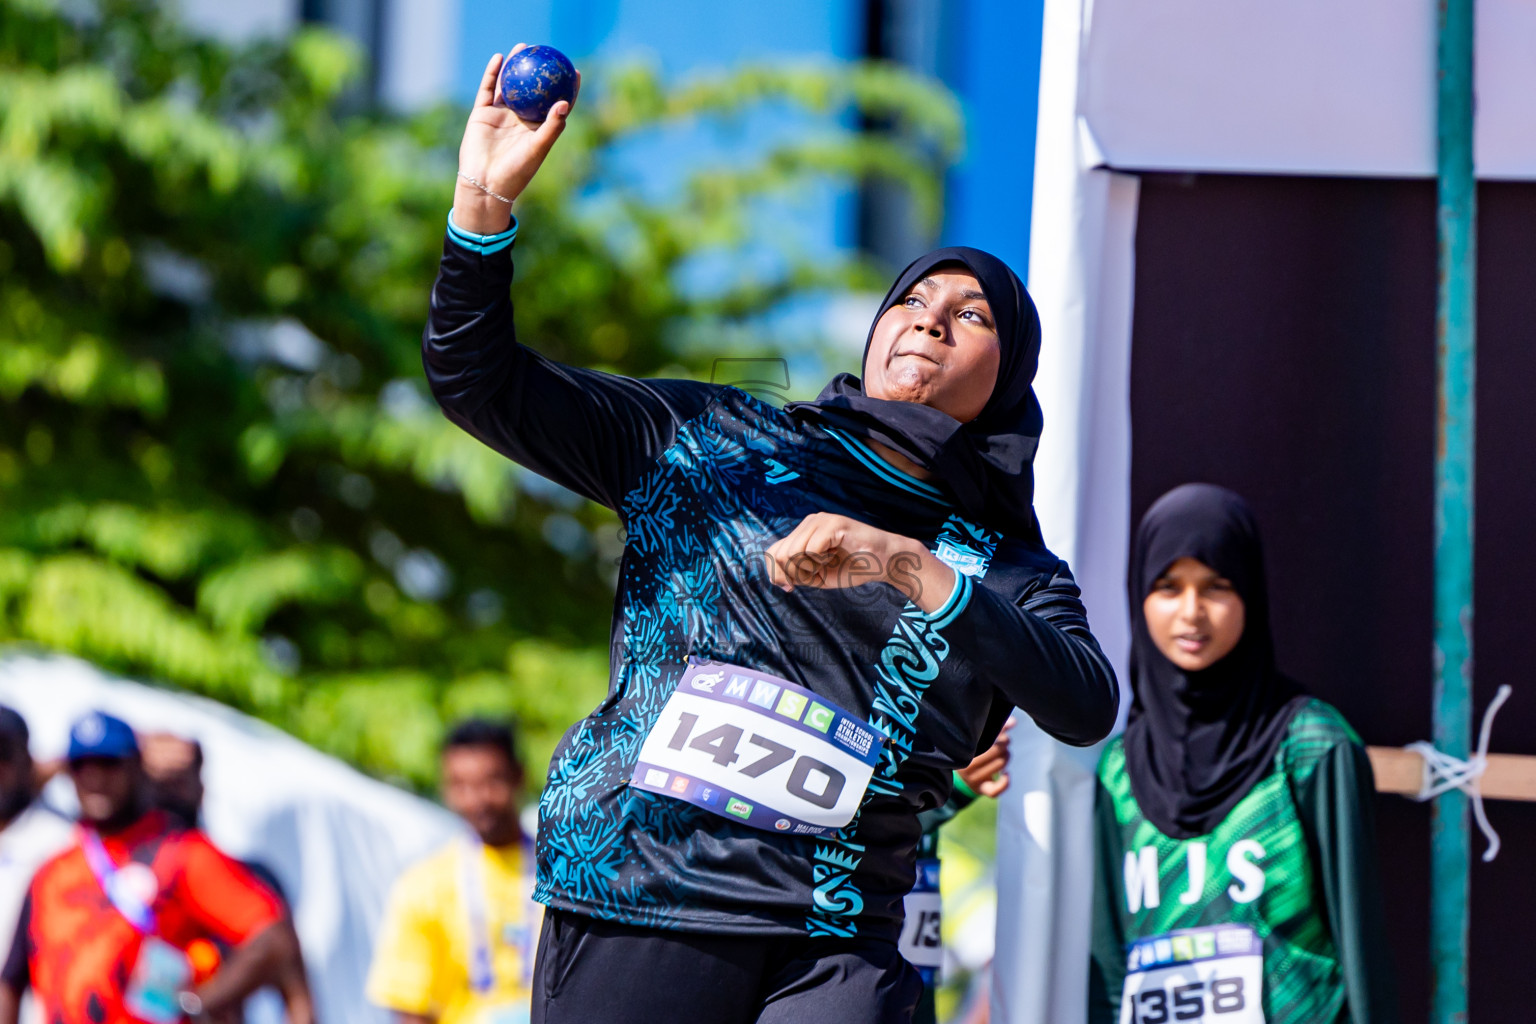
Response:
[368,720,538,1024]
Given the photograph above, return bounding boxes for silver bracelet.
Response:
[456,171,514,205]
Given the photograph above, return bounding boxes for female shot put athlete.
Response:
[435,48,1118,1024]
[1088,485,1396,1024]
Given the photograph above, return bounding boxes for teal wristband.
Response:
[952,772,980,801]
[447,210,519,254]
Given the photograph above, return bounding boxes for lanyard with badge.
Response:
[1120,924,1265,1024]
[459,839,537,1024]
[629,660,887,835]
[80,829,195,1024]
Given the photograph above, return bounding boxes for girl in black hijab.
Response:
[430,62,1119,1022]
[789,245,1045,541]
[1088,484,1396,1024]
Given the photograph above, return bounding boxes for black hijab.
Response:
[786,247,1044,540]
[1123,484,1310,839]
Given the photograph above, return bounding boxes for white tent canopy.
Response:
[0,652,462,1024]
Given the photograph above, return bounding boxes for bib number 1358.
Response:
[1130,977,1249,1023]
[1119,925,1264,1024]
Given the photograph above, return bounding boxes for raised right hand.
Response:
[453,45,582,233]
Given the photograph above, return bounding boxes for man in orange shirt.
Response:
[0,712,311,1024]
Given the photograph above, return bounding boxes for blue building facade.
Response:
[191,1,1041,269]
[452,0,1043,277]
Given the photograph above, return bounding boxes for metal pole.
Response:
[1432,0,1476,1019]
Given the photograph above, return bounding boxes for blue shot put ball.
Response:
[498,45,577,124]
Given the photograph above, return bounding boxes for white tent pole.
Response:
[991,0,1139,1018]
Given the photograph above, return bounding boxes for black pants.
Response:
[531,909,924,1024]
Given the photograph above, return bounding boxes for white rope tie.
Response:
[1406,684,1513,862]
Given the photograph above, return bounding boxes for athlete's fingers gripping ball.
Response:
[456,45,580,228]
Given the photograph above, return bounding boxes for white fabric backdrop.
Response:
[0,653,461,1024]
[990,0,1140,1018]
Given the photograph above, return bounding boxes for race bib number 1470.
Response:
[1120,924,1264,1024]
[630,661,886,836]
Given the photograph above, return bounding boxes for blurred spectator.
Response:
[141,734,287,898]
[368,720,538,1024]
[0,707,72,1024]
[0,712,313,1024]
[140,732,312,1023]
[141,733,206,831]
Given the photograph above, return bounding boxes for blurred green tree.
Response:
[0,0,960,788]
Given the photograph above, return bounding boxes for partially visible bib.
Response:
[630,660,887,836]
[899,856,943,973]
[1120,924,1264,1024]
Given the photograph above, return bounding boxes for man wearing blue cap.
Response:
[0,712,313,1024]
[63,711,144,830]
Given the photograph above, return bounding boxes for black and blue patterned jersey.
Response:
[424,226,1118,940]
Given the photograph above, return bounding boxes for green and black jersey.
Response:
[1089,700,1397,1024]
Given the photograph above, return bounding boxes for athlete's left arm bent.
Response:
[943,567,1119,746]
[764,514,1118,745]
